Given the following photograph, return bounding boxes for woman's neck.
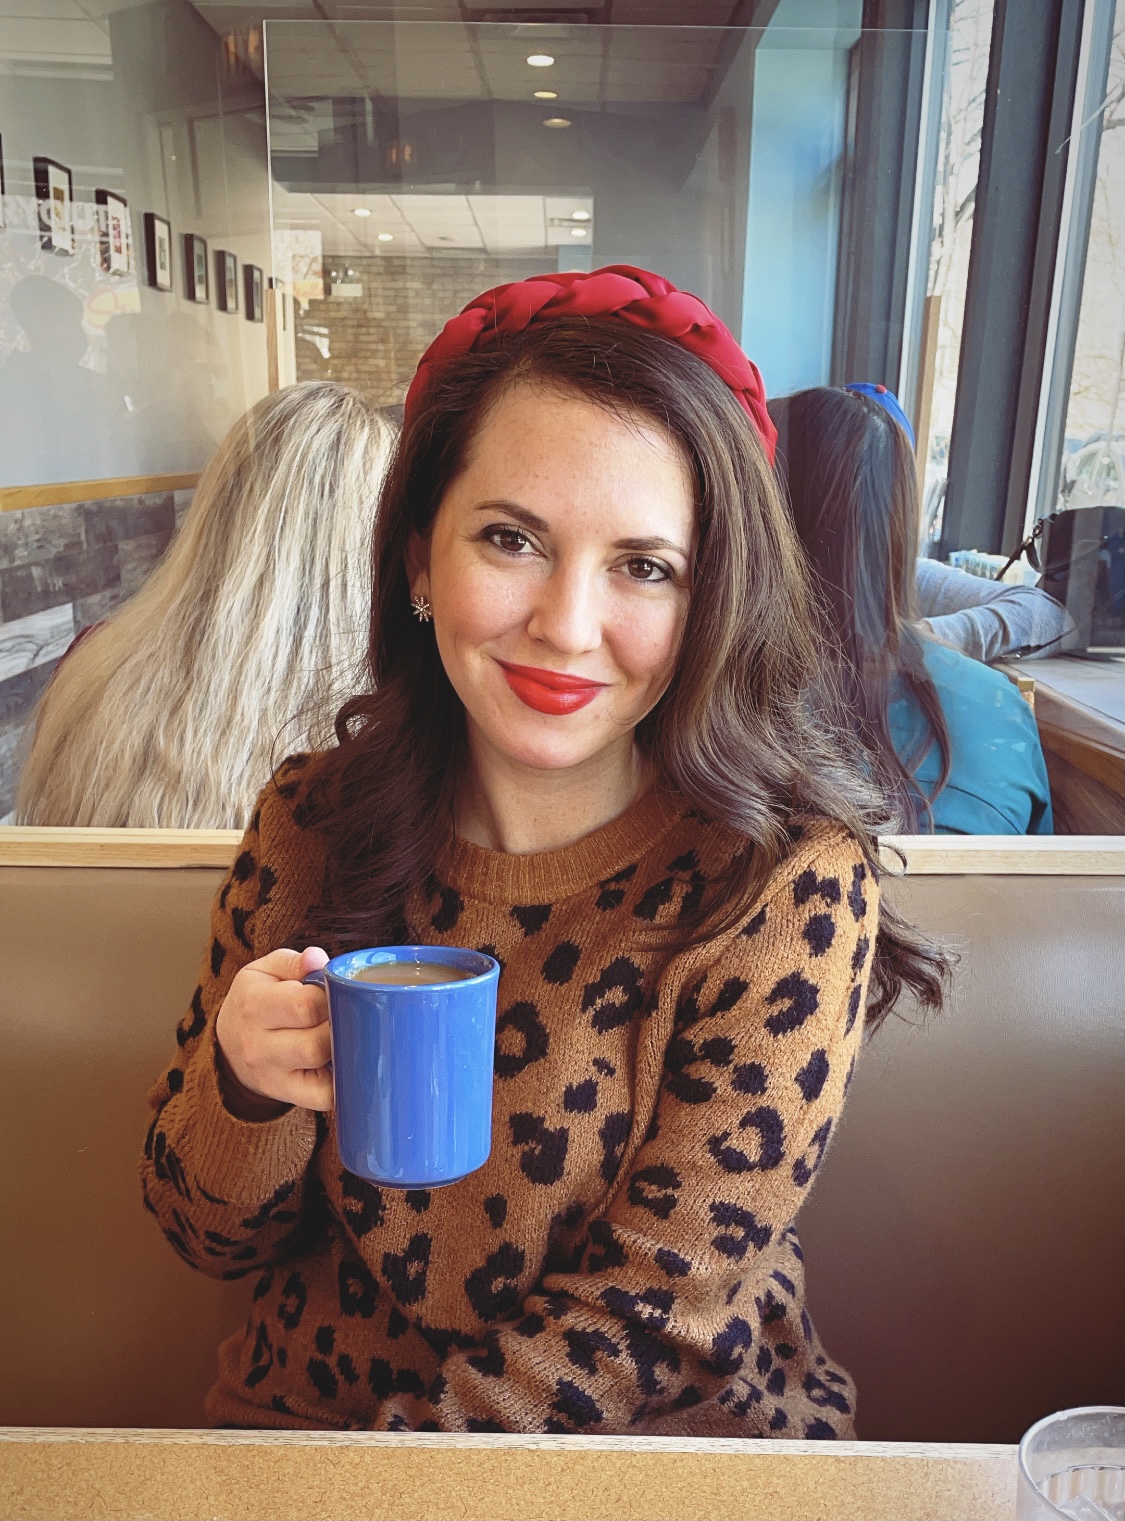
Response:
[455,728,651,855]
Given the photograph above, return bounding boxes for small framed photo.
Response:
[184,233,208,302]
[96,189,131,275]
[270,277,288,330]
[33,156,74,255]
[143,212,173,291]
[215,249,238,313]
[243,263,264,322]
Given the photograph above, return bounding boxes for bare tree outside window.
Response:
[1058,6,1125,514]
[915,0,994,556]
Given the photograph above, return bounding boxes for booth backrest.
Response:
[800,871,1123,1441]
[0,859,1121,1437]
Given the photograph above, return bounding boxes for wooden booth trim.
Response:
[0,473,200,513]
[0,827,242,867]
[0,1428,1018,1521]
[879,833,1124,875]
[0,826,1122,874]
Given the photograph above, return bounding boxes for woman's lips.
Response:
[496,660,607,715]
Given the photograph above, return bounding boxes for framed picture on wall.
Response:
[270,276,287,330]
[184,233,208,302]
[243,263,264,322]
[215,249,238,313]
[143,213,173,291]
[33,156,74,255]
[96,189,131,275]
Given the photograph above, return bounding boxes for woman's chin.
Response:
[473,710,618,775]
[490,733,605,774]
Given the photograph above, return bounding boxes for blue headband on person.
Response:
[844,383,916,449]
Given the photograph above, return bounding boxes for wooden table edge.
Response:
[0,1428,1019,1521]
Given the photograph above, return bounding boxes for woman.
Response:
[16,382,395,829]
[768,385,1052,836]
[141,268,947,1436]
[844,382,1075,661]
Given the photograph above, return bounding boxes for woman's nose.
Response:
[525,562,603,655]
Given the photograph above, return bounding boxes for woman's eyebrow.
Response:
[474,501,550,533]
[614,535,689,558]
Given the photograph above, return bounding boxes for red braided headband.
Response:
[404,264,777,464]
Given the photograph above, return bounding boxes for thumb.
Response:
[249,946,330,982]
[299,945,330,979]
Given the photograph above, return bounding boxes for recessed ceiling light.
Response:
[353,207,371,218]
[570,227,587,238]
[543,117,571,129]
[377,232,394,242]
[527,53,554,66]
[533,89,558,99]
[571,209,590,221]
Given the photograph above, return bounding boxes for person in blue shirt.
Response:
[766,384,1052,835]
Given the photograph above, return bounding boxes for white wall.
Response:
[741,3,861,397]
[0,0,272,488]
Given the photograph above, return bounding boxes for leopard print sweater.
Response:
[141,757,877,1436]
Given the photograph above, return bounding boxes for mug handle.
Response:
[301,966,332,1074]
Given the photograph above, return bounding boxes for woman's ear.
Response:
[404,529,431,600]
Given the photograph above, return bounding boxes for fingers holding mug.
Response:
[215,943,332,1109]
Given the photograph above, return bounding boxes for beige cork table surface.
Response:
[0,1429,1016,1521]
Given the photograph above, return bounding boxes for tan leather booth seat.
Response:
[0,855,1121,1438]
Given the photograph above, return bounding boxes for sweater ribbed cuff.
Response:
[176,1022,319,1203]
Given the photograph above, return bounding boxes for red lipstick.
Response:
[497,660,607,715]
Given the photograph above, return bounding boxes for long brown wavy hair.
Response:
[768,386,952,831]
[302,321,948,1027]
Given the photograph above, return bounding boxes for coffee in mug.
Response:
[350,961,476,986]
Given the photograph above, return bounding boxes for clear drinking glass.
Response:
[1017,1408,1125,1520]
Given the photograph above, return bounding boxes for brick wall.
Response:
[294,254,550,402]
[0,489,193,821]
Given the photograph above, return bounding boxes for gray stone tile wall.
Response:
[0,487,194,821]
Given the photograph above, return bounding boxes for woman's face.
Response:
[410,382,696,777]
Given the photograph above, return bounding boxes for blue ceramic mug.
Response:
[304,946,500,1188]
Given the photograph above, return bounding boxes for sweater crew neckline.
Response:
[437,786,684,905]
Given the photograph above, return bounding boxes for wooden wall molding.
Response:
[0,827,1121,875]
[879,833,1124,875]
[0,474,201,514]
[0,828,242,867]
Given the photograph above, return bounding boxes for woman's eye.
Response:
[624,556,671,582]
[485,526,533,555]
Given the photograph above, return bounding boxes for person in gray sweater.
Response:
[915,557,1075,663]
[832,384,1075,664]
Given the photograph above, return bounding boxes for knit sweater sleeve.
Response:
[139,783,320,1279]
[915,557,1075,660]
[371,829,876,1434]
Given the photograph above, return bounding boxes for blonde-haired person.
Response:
[17,381,396,829]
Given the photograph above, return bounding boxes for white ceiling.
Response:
[262,21,733,107]
[273,186,595,256]
[0,0,112,75]
[0,0,162,76]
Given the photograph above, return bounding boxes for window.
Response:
[1051,3,1125,517]
[912,0,995,556]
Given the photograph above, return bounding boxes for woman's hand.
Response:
[215,946,333,1111]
